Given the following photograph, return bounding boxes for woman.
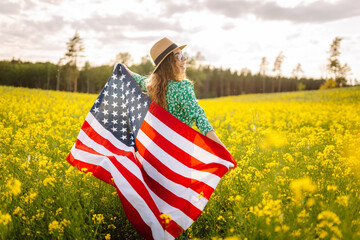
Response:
[124,37,227,149]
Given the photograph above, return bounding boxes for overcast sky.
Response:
[1,0,360,80]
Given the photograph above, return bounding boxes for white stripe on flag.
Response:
[137,129,220,189]
[144,111,233,167]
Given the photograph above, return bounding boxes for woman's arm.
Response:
[178,81,214,135]
[123,65,148,93]
[178,82,230,152]
[206,130,226,148]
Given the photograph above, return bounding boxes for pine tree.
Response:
[260,57,268,93]
[327,37,351,87]
[65,31,85,92]
[272,51,285,92]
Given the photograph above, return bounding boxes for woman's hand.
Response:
[206,131,234,170]
[123,64,133,75]
[205,130,226,149]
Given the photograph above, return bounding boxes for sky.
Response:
[1,0,360,80]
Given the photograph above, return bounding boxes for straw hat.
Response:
[150,37,187,73]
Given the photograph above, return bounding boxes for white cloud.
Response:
[0,0,359,79]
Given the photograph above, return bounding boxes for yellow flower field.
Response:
[0,85,359,239]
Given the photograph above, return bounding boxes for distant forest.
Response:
[0,58,325,99]
[2,33,355,98]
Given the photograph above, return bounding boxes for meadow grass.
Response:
[0,85,359,239]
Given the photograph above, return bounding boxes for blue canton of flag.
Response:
[90,64,151,149]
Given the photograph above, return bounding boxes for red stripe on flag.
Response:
[74,138,104,156]
[162,218,184,239]
[66,152,114,185]
[148,102,236,167]
[141,120,228,177]
[136,139,215,199]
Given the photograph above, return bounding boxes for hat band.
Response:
[154,43,178,66]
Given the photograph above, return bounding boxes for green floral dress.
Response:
[132,73,214,135]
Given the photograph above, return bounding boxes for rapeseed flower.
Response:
[290,177,317,203]
[0,211,11,225]
[43,177,55,187]
[92,214,105,224]
[6,178,21,196]
[259,129,288,149]
[48,220,61,234]
[316,210,342,239]
[160,213,172,224]
[335,195,349,207]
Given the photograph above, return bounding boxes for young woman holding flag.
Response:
[67,37,236,239]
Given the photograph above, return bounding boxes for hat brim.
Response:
[152,44,187,74]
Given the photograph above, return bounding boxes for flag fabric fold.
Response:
[66,64,237,239]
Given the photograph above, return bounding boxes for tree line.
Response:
[0,58,326,98]
[0,33,353,99]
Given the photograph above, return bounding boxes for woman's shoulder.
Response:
[168,79,195,100]
[169,79,193,89]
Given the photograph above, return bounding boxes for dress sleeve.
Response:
[131,73,148,93]
[178,80,214,135]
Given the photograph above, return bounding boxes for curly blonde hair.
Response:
[146,52,186,110]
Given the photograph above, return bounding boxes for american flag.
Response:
[66,64,237,239]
